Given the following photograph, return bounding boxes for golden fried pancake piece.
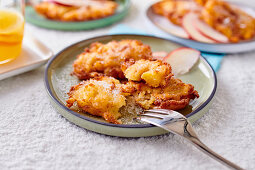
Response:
[122,77,199,110]
[66,77,126,124]
[35,1,118,22]
[152,0,200,25]
[196,0,255,42]
[73,40,153,80]
[121,59,173,87]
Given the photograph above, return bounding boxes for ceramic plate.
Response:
[25,0,130,30]
[146,2,255,53]
[45,34,217,137]
[0,32,53,81]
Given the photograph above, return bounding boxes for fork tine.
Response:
[144,109,170,115]
[139,112,165,119]
[137,115,162,125]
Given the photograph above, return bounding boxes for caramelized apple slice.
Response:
[163,47,200,75]
[182,12,216,43]
[48,0,74,6]
[48,0,103,7]
[194,16,229,43]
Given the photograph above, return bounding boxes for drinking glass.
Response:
[0,0,25,64]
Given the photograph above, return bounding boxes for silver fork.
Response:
[137,109,243,170]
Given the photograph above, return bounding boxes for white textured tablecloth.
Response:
[1,0,255,169]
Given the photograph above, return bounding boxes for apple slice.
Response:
[152,51,168,60]
[194,17,228,43]
[163,47,200,75]
[47,0,103,7]
[47,0,73,7]
[182,12,216,43]
[153,14,189,39]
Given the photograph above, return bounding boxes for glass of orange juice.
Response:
[0,0,25,64]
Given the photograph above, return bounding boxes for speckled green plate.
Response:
[25,0,130,30]
[45,34,217,137]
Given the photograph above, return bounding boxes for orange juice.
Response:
[0,9,24,64]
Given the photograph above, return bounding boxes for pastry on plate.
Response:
[121,59,173,87]
[66,76,126,124]
[35,0,118,22]
[66,76,198,124]
[152,0,255,43]
[67,40,199,124]
[152,0,200,25]
[72,40,153,80]
[122,77,199,110]
[197,0,255,42]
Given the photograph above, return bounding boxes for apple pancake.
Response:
[73,40,153,80]
[121,59,173,87]
[35,1,118,22]
[67,40,199,124]
[66,76,126,124]
[122,77,199,110]
[152,0,200,25]
[197,0,255,42]
[66,75,199,124]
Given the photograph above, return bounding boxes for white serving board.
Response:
[0,31,53,81]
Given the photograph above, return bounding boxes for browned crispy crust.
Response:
[153,84,199,110]
[72,40,153,80]
[154,98,190,110]
[35,1,118,22]
[121,77,199,110]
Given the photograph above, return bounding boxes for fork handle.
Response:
[187,136,243,170]
[140,109,243,169]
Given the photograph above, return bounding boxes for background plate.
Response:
[146,3,255,54]
[45,34,217,137]
[25,0,130,30]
